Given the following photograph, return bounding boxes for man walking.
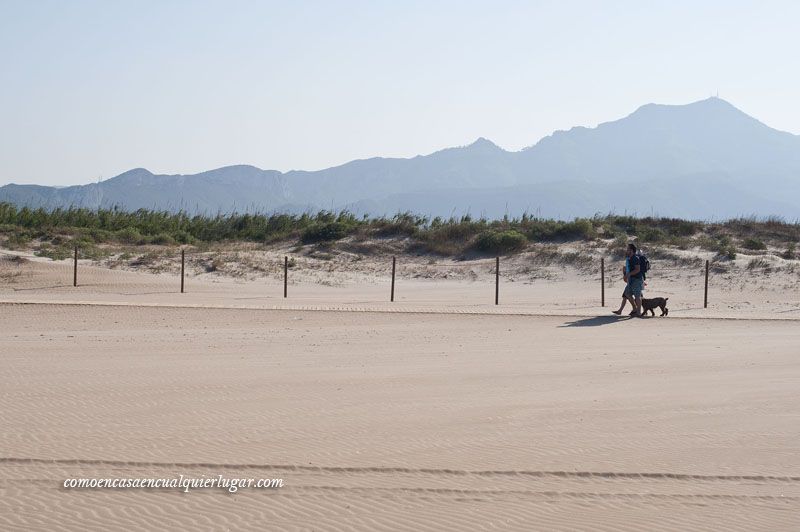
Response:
[625,243,644,317]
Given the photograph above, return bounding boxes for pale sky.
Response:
[2,0,799,186]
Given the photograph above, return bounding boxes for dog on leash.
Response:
[641,297,669,316]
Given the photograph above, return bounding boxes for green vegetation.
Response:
[473,230,527,254]
[2,203,800,259]
[742,237,767,250]
[301,220,357,244]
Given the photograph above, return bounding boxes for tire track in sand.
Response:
[3,457,799,483]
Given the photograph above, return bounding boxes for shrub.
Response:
[35,243,72,260]
[79,228,113,243]
[558,219,596,240]
[115,227,143,245]
[639,227,667,243]
[666,235,692,249]
[742,237,766,250]
[372,213,424,238]
[473,230,527,254]
[665,219,700,237]
[147,233,176,246]
[35,239,108,261]
[525,218,596,242]
[4,231,31,249]
[173,230,193,245]
[300,222,353,244]
[699,235,735,255]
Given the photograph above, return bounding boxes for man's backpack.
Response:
[638,251,650,280]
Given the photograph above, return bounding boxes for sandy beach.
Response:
[2,254,800,530]
[5,2,800,528]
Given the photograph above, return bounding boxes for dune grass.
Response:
[1,203,799,259]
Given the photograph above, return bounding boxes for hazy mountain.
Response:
[2,97,799,220]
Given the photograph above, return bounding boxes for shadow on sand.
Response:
[560,315,629,327]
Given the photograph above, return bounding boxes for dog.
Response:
[640,297,669,316]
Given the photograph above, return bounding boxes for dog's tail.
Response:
[665,298,669,301]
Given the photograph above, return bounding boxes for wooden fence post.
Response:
[390,256,396,302]
[495,256,500,305]
[601,257,605,307]
[180,249,185,293]
[284,256,288,298]
[704,260,709,309]
[73,245,78,287]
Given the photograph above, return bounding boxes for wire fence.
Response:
[4,245,788,312]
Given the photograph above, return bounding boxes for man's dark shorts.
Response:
[625,276,644,298]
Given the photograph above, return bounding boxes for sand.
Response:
[1,253,800,530]
[2,248,799,319]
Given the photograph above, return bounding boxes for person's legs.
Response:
[613,290,630,314]
[629,277,643,316]
[615,284,636,315]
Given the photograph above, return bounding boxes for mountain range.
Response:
[2,97,799,220]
